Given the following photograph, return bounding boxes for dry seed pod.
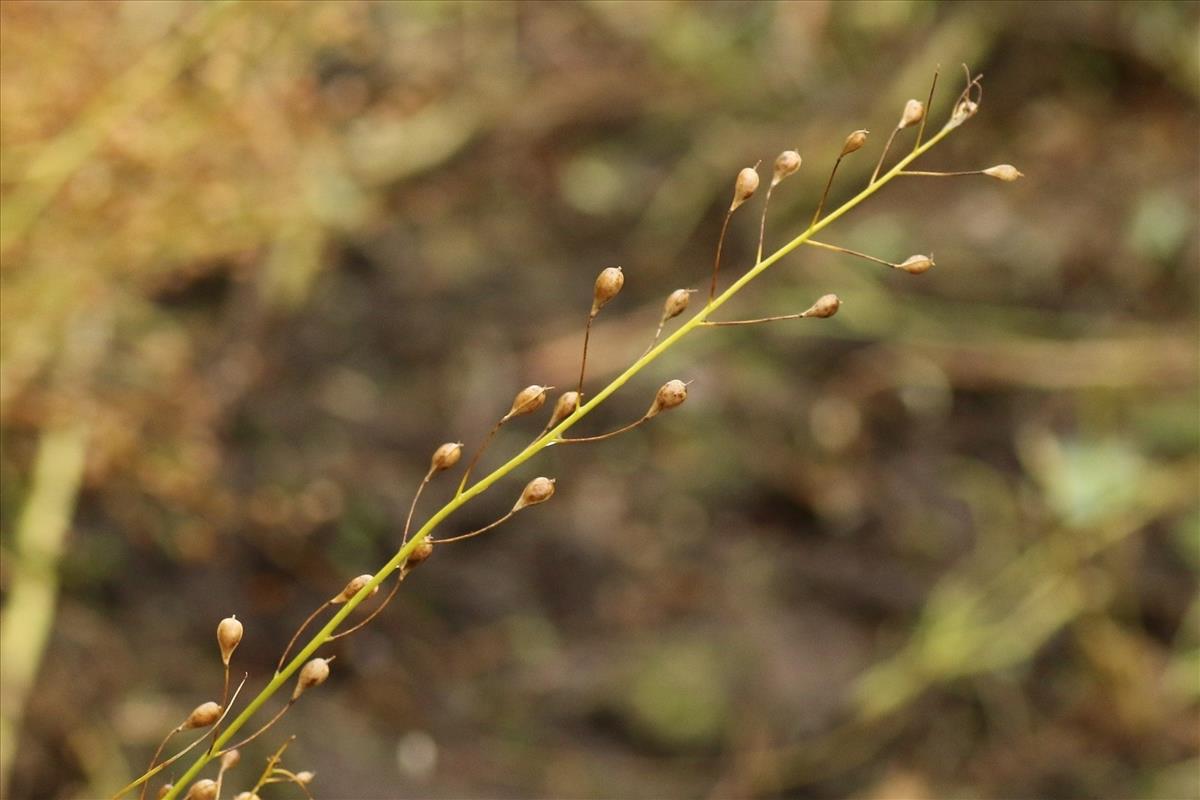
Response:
[220,749,241,770]
[430,442,463,472]
[233,793,262,800]
[899,99,925,128]
[513,477,556,512]
[217,616,243,667]
[332,574,377,604]
[896,254,935,274]
[729,165,760,211]
[183,701,222,730]
[157,784,173,800]
[406,536,434,568]
[982,164,1023,182]
[771,150,802,187]
[841,129,869,156]
[647,379,688,418]
[547,391,580,429]
[505,385,550,420]
[184,779,218,800]
[294,771,315,785]
[293,657,332,700]
[803,294,841,318]
[590,267,624,315]
[663,289,693,321]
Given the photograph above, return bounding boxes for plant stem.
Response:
[158,118,958,800]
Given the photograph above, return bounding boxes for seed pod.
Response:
[802,294,841,318]
[546,391,580,429]
[729,165,759,211]
[513,477,556,512]
[216,616,242,667]
[233,793,262,800]
[647,379,688,418]
[332,574,377,604]
[406,536,434,568]
[771,150,802,187]
[982,164,1023,182]
[841,129,869,156]
[590,267,624,315]
[184,779,218,800]
[505,385,550,420]
[183,701,222,730]
[220,749,241,770]
[899,99,925,128]
[157,784,173,800]
[293,657,332,700]
[662,289,693,322]
[294,771,315,785]
[896,254,935,274]
[430,442,463,472]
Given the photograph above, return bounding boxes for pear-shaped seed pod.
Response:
[332,574,377,604]
[803,294,841,318]
[896,254,935,274]
[729,166,760,212]
[406,536,434,568]
[220,749,241,770]
[547,391,580,429]
[183,701,222,730]
[505,385,550,420]
[513,477,556,512]
[841,129,869,156]
[899,99,925,128]
[591,267,624,315]
[662,289,693,322]
[647,379,688,418]
[185,779,218,800]
[293,657,332,700]
[771,150,802,187]
[216,616,243,667]
[430,442,463,472]
[982,164,1023,182]
[157,784,174,800]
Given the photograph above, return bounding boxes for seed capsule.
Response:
[662,289,694,322]
[293,657,332,700]
[982,164,1023,182]
[647,379,688,418]
[841,129,869,156]
[220,749,241,770]
[406,536,434,568]
[547,391,580,429]
[332,574,377,604]
[185,780,218,800]
[233,793,262,800]
[294,771,315,785]
[729,165,760,211]
[802,294,841,318]
[430,442,463,472]
[896,254,935,274]
[899,99,925,128]
[504,385,550,421]
[216,616,243,667]
[183,701,222,730]
[157,784,173,799]
[771,150,802,187]
[590,267,624,315]
[513,477,556,512]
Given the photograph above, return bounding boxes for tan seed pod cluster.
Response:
[505,384,550,420]
[406,536,434,568]
[332,574,377,604]
[183,701,222,730]
[982,164,1023,182]
[841,129,869,156]
[220,749,241,770]
[184,779,218,800]
[513,476,556,512]
[803,294,841,318]
[591,267,624,315]
[899,99,925,128]
[547,391,580,429]
[647,379,688,418]
[216,616,242,667]
[771,150,802,187]
[293,657,332,700]
[430,442,463,472]
[896,254,935,274]
[729,165,760,211]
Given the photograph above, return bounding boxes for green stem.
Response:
[158,118,958,800]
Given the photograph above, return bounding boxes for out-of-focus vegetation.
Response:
[1,2,1197,798]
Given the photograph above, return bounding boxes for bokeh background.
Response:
[1,2,1197,798]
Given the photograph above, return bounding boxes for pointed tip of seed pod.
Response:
[899,99,925,128]
[841,129,869,156]
[730,166,760,211]
[513,476,556,512]
[216,616,243,667]
[431,442,463,472]
[896,254,935,274]
[185,779,218,800]
[590,266,625,315]
[547,390,581,429]
[647,379,688,418]
[802,294,841,318]
[982,164,1023,182]
[183,701,223,730]
[505,385,551,420]
[293,657,332,700]
[332,574,377,604]
[770,150,802,187]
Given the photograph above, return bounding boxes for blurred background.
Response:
[1,2,1197,798]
